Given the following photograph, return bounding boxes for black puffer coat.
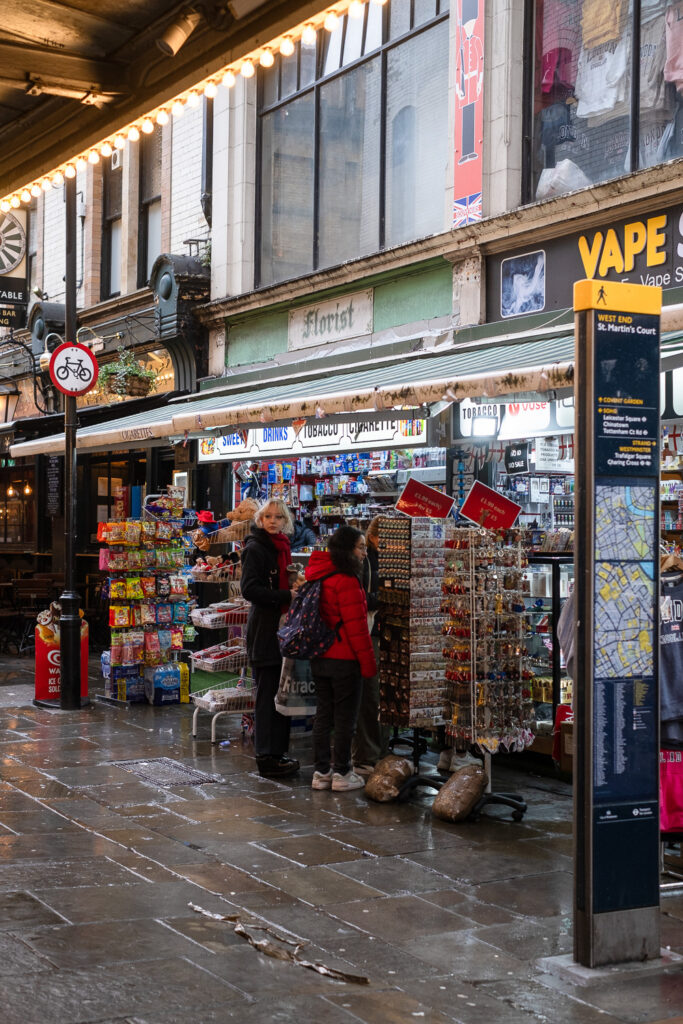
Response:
[240,527,291,667]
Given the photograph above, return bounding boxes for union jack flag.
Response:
[453,192,482,227]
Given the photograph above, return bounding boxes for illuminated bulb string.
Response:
[1,1,365,207]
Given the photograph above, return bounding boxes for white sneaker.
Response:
[312,769,333,790]
[332,770,365,792]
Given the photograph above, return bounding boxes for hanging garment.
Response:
[581,0,627,49]
[575,36,630,122]
[664,2,683,93]
[660,573,683,748]
[660,749,683,833]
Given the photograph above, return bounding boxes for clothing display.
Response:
[575,36,630,122]
[664,1,683,93]
[581,0,627,49]
[659,572,683,749]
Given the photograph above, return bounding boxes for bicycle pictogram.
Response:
[55,356,93,383]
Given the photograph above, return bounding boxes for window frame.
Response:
[255,0,450,287]
[137,131,162,288]
[101,157,123,300]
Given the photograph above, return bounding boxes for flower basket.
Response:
[98,346,157,399]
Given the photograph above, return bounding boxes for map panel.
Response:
[594,562,654,679]
[595,484,655,562]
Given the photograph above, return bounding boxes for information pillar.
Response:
[574,279,661,967]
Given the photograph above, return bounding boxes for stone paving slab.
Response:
[0,662,681,1023]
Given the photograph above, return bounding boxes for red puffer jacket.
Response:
[305,551,377,678]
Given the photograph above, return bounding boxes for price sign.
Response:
[49,342,99,397]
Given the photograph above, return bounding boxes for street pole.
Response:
[59,174,84,709]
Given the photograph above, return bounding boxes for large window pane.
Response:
[145,200,162,281]
[323,19,344,75]
[414,0,438,26]
[365,2,383,52]
[259,95,315,285]
[109,219,122,295]
[385,22,449,246]
[639,4,678,168]
[319,58,381,267]
[532,0,634,199]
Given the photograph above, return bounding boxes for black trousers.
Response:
[310,658,362,775]
[252,663,291,759]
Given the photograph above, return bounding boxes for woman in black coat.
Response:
[240,498,299,777]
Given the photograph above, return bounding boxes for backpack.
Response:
[277,572,342,659]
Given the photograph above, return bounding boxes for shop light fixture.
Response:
[1,1,358,207]
[23,483,32,496]
[6,484,16,497]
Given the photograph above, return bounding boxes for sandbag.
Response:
[432,763,488,822]
[364,755,413,803]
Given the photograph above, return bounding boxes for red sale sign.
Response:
[459,480,521,530]
[395,478,455,519]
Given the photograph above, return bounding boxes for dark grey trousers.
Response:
[310,658,362,775]
[252,663,291,759]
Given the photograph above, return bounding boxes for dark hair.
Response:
[327,525,363,577]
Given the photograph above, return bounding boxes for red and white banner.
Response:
[460,480,521,530]
[453,0,484,227]
[396,477,455,519]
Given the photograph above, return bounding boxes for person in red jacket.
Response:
[305,525,377,792]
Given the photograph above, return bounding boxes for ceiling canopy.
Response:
[0,0,328,197]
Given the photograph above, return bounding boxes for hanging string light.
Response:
[1,1,356,205]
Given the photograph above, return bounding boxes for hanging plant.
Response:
[97,346,157,398]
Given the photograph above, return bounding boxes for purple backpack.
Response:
[277,572,342,659]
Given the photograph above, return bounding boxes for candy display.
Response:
[100,517,196,703]
[377,516,452,728]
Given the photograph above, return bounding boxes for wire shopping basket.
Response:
[191,674,255,741]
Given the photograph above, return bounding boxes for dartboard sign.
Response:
[49,343,99,397]
[0,212,26,274]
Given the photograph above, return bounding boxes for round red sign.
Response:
[49,342,99,397]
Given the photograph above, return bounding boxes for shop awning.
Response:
[14,326,683,459]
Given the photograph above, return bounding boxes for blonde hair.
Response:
[366,515,382,547]
[254,498,294,535]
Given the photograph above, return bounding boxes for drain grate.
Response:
[109,757,218,788]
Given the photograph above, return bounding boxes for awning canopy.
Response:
[11,327,683,459]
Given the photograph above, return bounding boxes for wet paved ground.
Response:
[1,654,682,1023]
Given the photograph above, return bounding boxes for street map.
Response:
[594,484,655,679]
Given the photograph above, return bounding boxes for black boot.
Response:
[256,755,300,778]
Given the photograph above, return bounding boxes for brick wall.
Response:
[170,102,208,255]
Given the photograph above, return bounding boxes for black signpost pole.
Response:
[574,279,661,967]
[59,175,84,710]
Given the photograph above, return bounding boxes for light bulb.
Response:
[349,0,364,15]
[10,195,20,207]
[23,483,32,496]
[279,36,295,57]
[172,99,184,116]
[41,179,51,191]
[324,11,339,31]
[64,165,76,178]
[88,150,100,164]
[30,184,41,198]
[52,171,64,186]
[141,119,154,134]
[203,81,217,98]
[127,125,140,141]
[20,189,31,203]
[302,23,317,45]
[156,109,169,125]
[6,485,15,498]
[187,91,200,107]
[0,200,10,213]
[371,0,387,4]
[221,69,236,88]
[100,141,113,157]
[76,157,87,171]
[113,134,125,149]
[240,59,255,78]
[259,50,274,68]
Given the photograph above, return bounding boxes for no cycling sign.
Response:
[49,342,99,396]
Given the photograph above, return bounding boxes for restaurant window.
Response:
[527,0,682,202]
[138,131,162,287]
[0,463,35,547]
[102,155,123,299]
[257,0,450,287]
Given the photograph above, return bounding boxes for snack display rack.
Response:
[98,516,196,705]
[442,527,535,754]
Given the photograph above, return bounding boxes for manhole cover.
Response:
[109,757,218,787]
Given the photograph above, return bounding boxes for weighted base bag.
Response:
[364,755,413,802]
[432,763,488,822]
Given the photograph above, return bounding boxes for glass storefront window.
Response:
[530,1,683,198]
[257,0,449,287]
[0,465,35,546]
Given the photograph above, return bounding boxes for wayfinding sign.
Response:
[574,279,661,968]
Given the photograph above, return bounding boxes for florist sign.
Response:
[288,289,374,350]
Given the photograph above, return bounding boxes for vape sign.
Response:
[49,342,99,397]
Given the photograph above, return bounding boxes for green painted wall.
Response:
[373,265,453,332]
[227,309,288,367]
[224,262,453,368]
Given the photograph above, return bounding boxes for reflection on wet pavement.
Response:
[0,653,680,1023]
